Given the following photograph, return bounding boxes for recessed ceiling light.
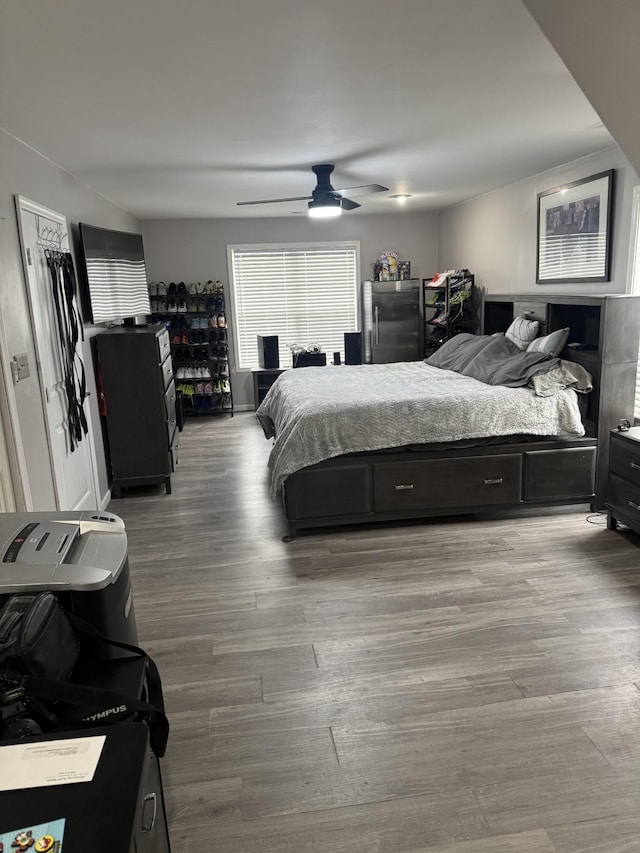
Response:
[390,193,412,206]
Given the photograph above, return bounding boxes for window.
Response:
[228,242,359,369]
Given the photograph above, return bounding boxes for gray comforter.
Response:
[425,332,559,385]
[256,356,586,497]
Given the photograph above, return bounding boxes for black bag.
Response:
[0,592,80,682]
[24,613,170,756]
[0,594,169,756]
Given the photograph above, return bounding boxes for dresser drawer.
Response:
[169,425,178,471]
[164,380,176,425]
[157,328,171,363]
[160,352,174,391]
[374,454,522,512]
[166,412,177,451]
[610,434,640,487]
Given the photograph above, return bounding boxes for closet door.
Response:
[15,196,99,510]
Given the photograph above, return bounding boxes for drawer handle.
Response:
[483,478,503,485]
[141,792,157,832]
[630,462,640,471]
[394,484,414,491]
[627,500,640,512]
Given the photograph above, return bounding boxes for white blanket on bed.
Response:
[255,361,586,497]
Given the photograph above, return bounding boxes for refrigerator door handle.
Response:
[374,304,380,344]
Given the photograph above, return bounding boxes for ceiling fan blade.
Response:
[335,184,388,198]
[237,195,312,206]
[340,197,361,211]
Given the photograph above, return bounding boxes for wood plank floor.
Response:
[109,413,640,853]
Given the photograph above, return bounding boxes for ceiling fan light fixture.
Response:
[308,198,342,218]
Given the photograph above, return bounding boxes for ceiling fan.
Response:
[236,164,389,218]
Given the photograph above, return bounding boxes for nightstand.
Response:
[607,427,640,535]
[252,368,287,409]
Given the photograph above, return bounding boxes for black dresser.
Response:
[96,325,178,497]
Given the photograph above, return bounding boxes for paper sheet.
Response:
[0,734,106,792]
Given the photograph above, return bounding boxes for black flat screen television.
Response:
[79,223,151,324]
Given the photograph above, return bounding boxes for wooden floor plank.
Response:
[405,829,556,853]
[474,764,640,835]
[545,815,640,852]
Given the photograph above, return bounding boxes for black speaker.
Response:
[344,332,363,365]
[257,335,279,369]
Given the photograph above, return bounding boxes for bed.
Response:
[257,326,602,538]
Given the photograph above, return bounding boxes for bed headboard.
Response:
[483,292,640,509]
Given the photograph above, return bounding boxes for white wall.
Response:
[141,212,438,408]
[523,0,640,177]
[0,130,139,508]
[438,146,639,297]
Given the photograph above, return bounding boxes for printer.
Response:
[0,511,137,657]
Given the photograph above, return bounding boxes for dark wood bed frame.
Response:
[281,294,640,539]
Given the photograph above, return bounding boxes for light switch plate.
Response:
[12,353,30,382]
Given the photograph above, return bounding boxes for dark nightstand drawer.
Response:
[374,454,522,512]
[610,433,640,487]
[608,472,640,518]
[607,429,640,535]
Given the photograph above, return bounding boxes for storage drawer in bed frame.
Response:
[282,438,597,537]
[285,462,372,519]
[374,454,522,512]
[523,446,596,500]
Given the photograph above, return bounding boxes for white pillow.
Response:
[505,315,539,350]
[527,327,570,357]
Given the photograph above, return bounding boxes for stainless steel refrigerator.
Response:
[362,279,424,363]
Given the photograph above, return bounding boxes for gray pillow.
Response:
[505,315,539,350]
[527,327,570,357]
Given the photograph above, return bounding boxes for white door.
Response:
[15,197,99,511]
[0,400,16,512]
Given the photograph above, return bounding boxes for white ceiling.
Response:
[1,0,612,220]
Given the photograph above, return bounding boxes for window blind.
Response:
[229,243,359,370]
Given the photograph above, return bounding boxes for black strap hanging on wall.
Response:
[45,249,88,451]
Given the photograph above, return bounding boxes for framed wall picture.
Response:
[536,169,614,284]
